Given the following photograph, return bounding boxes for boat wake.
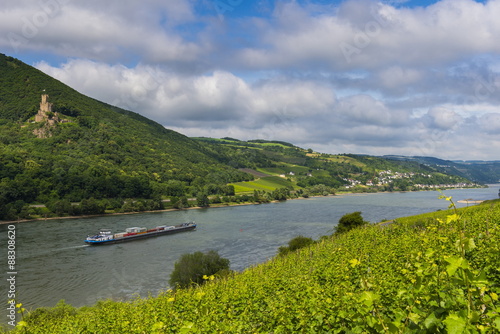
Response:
[23,244,90,260]
[55,244,90,251]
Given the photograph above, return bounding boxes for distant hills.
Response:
[0,53,490,221]
[384,156,500,184]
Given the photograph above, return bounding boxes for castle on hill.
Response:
[33,94,69,138]
[34,94,60,124]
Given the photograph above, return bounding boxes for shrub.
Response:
[278,235,314,256]
[169,250,230,289]
[334,211,368,235]
[23,300,76,324]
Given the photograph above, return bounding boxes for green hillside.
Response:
[0,54,251,220]
[194,137,477,194]
[5,199,499,333]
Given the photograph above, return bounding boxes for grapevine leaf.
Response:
[465,238,476,252]
[151,322,165,331]
[16,321,27,328]
[179,321,195,334]
[424,312,440,329]
[360,291,379,307]
[471,271,489,286]
[387,322,399,333]
[445,256,469,276]
[446,214,459,224]
[443,314,467,333]
[408,312,421,323]
[468,311,480,324]
[349,259,360,267]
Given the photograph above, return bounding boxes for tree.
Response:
[278,235,314,256]
[253,190,271,203]
[210,196,222,204]
[224,185,235,196]
[196,192,210,207]
[169,250,230,288]
[272,187,289,201]
[49,199,72,216]
[79,197,105,215]
[171,196,189,209]
[334,211,368,235]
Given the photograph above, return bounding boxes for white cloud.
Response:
[0,0,202,63]
[335,94,409,126]
[35,59,336,129]
[376,66,423,95]
[424,107,463,130]
[478,112,500,134]
[236,0,500,70]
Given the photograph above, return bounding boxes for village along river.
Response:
[1,186,499,316]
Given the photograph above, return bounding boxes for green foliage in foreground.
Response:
[5,201,500,333]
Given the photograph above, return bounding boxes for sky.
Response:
[1,0,499,160]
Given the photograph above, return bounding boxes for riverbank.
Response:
[1,185,493,225]
[0,197,312,225]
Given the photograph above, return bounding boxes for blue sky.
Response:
[1,0,499,160]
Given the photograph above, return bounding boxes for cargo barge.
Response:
[85,222,196,245]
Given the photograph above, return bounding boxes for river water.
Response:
[1,186,498,315]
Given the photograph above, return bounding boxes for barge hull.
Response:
[85,224,196,245]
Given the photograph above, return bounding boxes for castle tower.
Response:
[40,94,52,113]
[35,94,53,122]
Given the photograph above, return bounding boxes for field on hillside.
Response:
[6,199,499,333]
[229,176,297,193]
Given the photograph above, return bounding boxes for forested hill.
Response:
[0,54,251,220]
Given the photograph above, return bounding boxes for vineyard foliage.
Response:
[7,199,500,333]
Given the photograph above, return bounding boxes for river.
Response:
[1,186,498,316]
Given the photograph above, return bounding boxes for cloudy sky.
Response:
[2,0,500,160]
